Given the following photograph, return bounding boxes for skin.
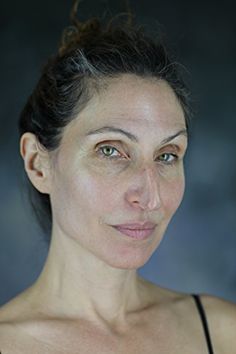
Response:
[0,75,236,353]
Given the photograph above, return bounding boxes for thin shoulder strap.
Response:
[192,294,214,354]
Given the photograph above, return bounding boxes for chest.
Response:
[1,320,210,354]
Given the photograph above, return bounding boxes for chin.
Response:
[101,245,157,270]
[95,227,165,270]
[107,256,151,270]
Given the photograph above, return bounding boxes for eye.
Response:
[157,153,178,164]
[96,145,125,159]
[101,146,119,157]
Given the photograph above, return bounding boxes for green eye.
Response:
[99,145,121,158]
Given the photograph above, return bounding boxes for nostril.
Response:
[125,168,161,211]
[125,189,161,211]
[125,189,142,209]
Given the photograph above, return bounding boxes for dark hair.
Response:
[18,3,191,239]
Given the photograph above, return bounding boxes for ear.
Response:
[20,132,52,194]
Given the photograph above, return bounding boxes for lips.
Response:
[112,221,157,240]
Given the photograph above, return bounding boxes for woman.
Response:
[0,2,235,353]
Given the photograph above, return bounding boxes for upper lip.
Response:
[112,222,157,230]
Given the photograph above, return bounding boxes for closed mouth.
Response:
[112,221,157,230]
[111,223,157,240]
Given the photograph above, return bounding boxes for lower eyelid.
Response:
[96,146,125,159]
[157,153,178,159]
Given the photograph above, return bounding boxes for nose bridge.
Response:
[141,166,161,210]
[125,163,161,211]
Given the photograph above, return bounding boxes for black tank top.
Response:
[192,294,214,354]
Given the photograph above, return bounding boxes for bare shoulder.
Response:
[0,290,39,350]
[0,289,32,323]
[144,280,236,352]
[0,296,24,348]
[200,294,236,353]
[0,294,58,353]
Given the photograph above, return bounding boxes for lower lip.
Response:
[112,226,156,240]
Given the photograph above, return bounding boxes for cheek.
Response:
[64,171,121,217]
[82,175,123,214]
[162,174,185,216]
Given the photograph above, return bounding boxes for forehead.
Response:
[64,75,186,141]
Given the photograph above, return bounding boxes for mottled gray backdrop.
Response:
[0,0,235,305]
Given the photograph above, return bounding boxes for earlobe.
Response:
[20,132,51,194]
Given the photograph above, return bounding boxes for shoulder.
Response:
[149,282,236,352]
[0,294,50,352]
[0,296,27,348]
[0,291,30,324]
[0,289,38,338]
[200,294,236,353]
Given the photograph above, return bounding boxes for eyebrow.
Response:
[86,125,187,144]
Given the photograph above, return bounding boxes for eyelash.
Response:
[96,145,126,160]
[158,153,179,165]
[96,144,179,165]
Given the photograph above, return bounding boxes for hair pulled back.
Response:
[19,1,191,239]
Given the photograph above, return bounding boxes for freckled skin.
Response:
[1,74,236,354]
[50,75,187,269]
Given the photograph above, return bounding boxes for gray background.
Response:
[0,0,235,305]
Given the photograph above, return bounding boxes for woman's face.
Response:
[49,75,188,269]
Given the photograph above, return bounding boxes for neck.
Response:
[30,228,151,328]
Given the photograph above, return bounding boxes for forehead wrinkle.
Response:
[85,125,187,145]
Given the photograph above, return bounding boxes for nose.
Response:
[125,167,161,211]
